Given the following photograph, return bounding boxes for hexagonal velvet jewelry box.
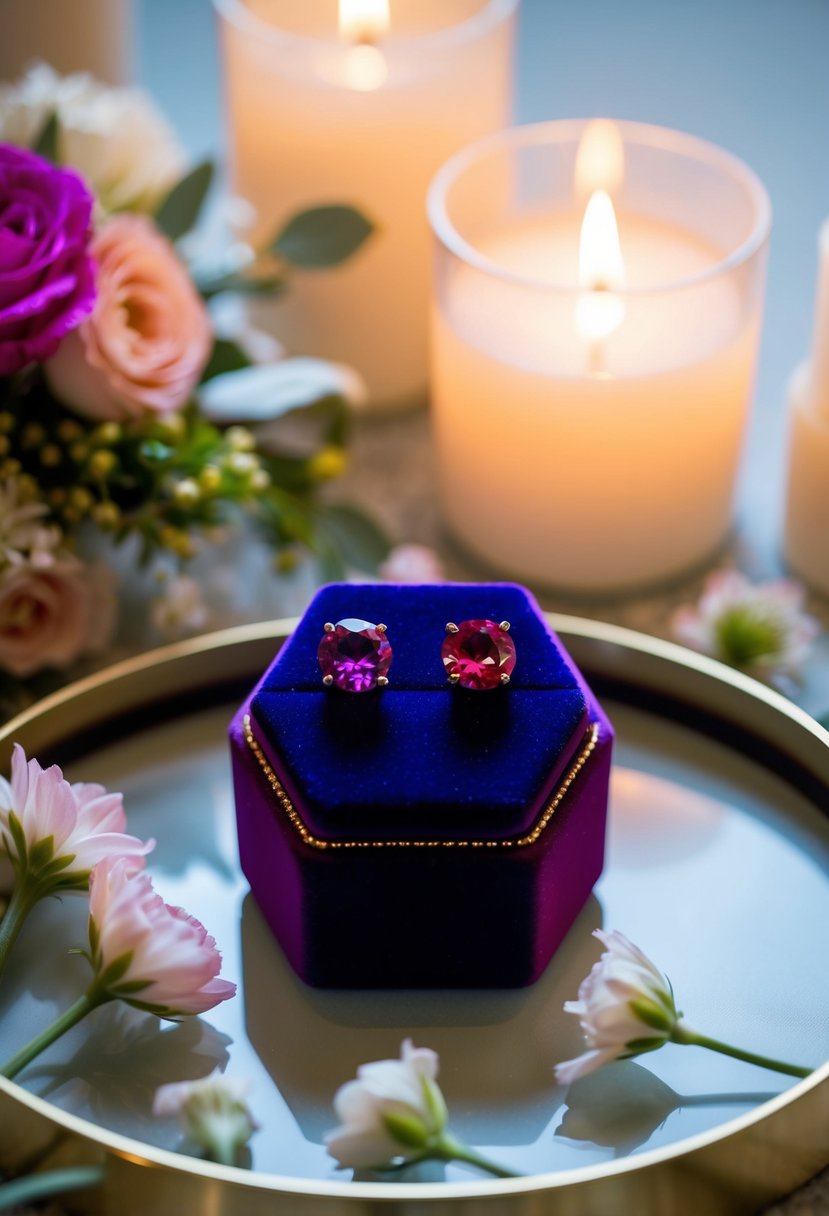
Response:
[229,583,613,988]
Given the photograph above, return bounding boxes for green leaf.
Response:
[96,950,137,992]
[32,111,59,162]
[382,1110,428,1149]
[198,272,285,301]
[623,1036,668,1056]
[312,536,348,584]
[628,997,675,1034]
[315,502,391,573]
[201,338,252,383]
[0,1166,105,1211]
[155,160,215,242]
[270,204,374,269]
[7,812,27,869]
[420,1075,449,1133]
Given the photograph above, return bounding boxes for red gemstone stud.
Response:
[317,618,392,693]
[441,619,516,690]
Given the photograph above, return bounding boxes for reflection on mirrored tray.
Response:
[0,693,826,1180]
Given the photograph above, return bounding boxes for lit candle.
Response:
[783,217,829,596]
[429,119,771,593]
[214,0,517,412]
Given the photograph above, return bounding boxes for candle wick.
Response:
[587,339,606,377]
[585,281,614,378]
[351,26,380,47]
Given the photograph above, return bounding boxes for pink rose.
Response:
[0,558,113,677]
[45,214,211,421]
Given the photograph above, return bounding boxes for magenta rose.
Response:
[0,144,95,376]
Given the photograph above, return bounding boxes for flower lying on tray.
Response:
[672,570,819,688]
[0,745,235,1083]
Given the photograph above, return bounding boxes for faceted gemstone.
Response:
[317,618,392,693]
[441,619,517,690]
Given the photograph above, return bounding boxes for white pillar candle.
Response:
[783,218,829,597]
[214,0,517,412]
[0,0,133,84]
[429,120,771,593]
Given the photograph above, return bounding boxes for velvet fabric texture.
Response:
[252,583,587,839]
[231,583,614,988]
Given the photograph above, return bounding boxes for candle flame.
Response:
[574,119,625,199]
[339,0,389,90]
[575,189,626,345]
[339,0,390,43]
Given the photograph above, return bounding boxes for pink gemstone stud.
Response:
[317,618,392,692]
[441,619,516,690]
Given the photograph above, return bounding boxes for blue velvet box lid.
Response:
[250,583,588,842]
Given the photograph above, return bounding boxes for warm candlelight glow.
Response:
[342,44,388,90]
[574,119,625,199]
[339,0,390,90]
[575,189,626,345]
[339,0,390,43]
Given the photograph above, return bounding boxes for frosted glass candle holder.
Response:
[428,119,771,594]
[214,0,518,412]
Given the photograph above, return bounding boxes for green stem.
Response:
[0,1166,105,1211]
[1,991,107,1080]
[0,880,41,983]
[672,1024,811,1079]
[434,1134,519,1179]
[203,1139,238,1169]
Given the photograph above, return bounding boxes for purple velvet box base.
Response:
[229,585,613,989]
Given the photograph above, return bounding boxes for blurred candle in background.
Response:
[0,0,133,83]
[214,0,518,412]
[784,217,829,597]
[429,119,771,593]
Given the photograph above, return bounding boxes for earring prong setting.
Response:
[317,618,393,693]
[441,618,517,691]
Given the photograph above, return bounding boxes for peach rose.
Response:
[0,559,113,677]
[45,215,211,421]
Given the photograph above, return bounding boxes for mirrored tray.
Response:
[0,616,827,1216]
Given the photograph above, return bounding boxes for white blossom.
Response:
[326,1039,448,1170]
[554,930,679,1085]
[151,575,209,640]
[0,62,185,213]
[153,1069,256,1165]
[0,480,60,571]
[672,570,819,685]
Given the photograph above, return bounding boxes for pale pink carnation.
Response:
[0,558,114,678]
[554,930,679,1086]
[672,570,819,685]
[45,214,211,421]
[0,743,151,888]
[88,856,236,1018]
[326,1039,447,1170]
[379,544,445,585]
[153,1069,257,1163]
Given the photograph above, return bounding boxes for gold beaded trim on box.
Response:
[243,713,600,851]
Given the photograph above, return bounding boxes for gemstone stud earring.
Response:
[317,618,392,692]
[442,619,516,690]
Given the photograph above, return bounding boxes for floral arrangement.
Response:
[0,64,391,706]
